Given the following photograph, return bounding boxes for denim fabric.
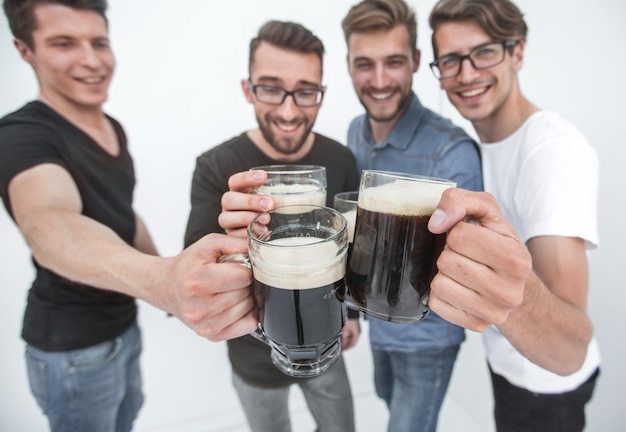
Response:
[232,355,355,432]
[347,92,482,353]
[490,366,599,432]
[25,322,143,432]
[347,93,483,197]
[372,345,460,432]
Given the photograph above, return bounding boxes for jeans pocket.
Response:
[25,346,49,412]
[70,337,122,371]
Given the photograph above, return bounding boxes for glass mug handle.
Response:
[217,253,267,343]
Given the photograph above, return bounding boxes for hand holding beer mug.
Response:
[251,164,327,209]
[346,170,455,323]
[244,205,349,377]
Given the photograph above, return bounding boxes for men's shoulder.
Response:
[314,132,346,148]
[195,132,249,162]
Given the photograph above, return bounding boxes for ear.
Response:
[512,39,526,72]
[14,38,35,66]
[412,48,421,73]
[241,78,254,103]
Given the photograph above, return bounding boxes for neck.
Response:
[473,88,539,143]
[38,93,107,130]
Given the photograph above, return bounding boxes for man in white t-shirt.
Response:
[426,0,600,430]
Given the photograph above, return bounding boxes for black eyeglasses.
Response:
[430,40,519,79]
[247,80,325,107]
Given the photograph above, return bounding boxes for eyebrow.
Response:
[438,40,494,58]
[254,76,321,88]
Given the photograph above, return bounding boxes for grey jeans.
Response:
[232,355,355,432]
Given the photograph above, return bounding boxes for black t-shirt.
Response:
[0,101,137,351]
[184,132,359,387]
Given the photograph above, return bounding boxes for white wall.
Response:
[1,1,625,430]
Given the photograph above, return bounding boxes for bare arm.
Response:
[134,213,159,255]
[9,163,257,341]
[498,236,592,374]
[428,189,593,374]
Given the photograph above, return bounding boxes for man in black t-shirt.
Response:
[0,1,258,430]
[185,21,360,432]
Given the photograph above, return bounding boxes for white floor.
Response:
[133,303,495,432]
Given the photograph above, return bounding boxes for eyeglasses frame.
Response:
[247,79,326,107]
[429,40,520,80]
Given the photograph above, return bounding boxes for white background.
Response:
[1,0,625,430]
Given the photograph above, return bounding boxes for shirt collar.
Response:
[365,92,424,151]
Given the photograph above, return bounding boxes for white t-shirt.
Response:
[478,111,600,393]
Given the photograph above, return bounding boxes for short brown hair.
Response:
[342,0,417,51]
[248,20,325,76]
[429,0,527,57]
[3,0,108,50]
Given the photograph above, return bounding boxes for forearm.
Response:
[498,271,593,375]
[22,209,175,311]
[134,213,159,256]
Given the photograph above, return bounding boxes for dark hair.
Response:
[249,20,325,76]
[342,0,417,50]
[429,0,527,57]
[3,0,108,50]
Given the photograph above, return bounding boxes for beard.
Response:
[257,113,314,156]
[359,87,412,123]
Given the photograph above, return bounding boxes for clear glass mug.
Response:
[345,170,456,324]
[251,164,327,211]
[333,191,358,308]
[222,205,349,377]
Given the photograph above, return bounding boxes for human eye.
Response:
[50,37,73,49]
[93,38,110,50]
[387,58,406,68]
[354,60,373,71]
[259,86,282,95]
[438,55,459,70]
[472,44,500,59]
[295,89,320,105]
[296,89,317,98]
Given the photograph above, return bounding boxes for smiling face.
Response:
[347,24,419,139]
[16,4,114,114]
[243,42,323,160]
[434,20,523,131]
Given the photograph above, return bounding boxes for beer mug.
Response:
[333,191,358,308]
[251,164,327,210]
[333,191,358,244]
[246,205,349,377]
[346,170,455,323]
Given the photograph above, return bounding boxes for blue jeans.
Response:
[25,322,144,432]
[372,345,460,432]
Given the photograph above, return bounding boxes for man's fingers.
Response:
[227,169,267,192]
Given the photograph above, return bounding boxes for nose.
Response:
[275,93,299,120]
[79,44,102,68]
[457,56,480,83]
[370,63,388,89]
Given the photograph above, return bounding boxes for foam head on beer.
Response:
[252,237,345,290]
[359,178,452,216]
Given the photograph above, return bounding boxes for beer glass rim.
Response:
[362,169,455,186]
[250,164,326,175]
[334,191,359,202]
[247,204,347,248]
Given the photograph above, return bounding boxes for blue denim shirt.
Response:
[347,92,483,351]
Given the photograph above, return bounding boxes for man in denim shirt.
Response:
[342,1,483,431]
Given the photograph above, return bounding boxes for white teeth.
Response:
[371,92,392,100]
[278,124,297,132]
[460,87,487,98]
[81,77,103,84]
